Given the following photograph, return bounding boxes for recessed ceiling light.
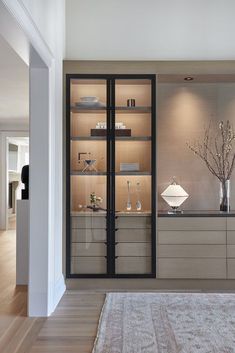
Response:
[184,76,194,81]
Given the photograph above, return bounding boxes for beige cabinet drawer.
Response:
[116,229,151,242]
[227,231,235,244]
[71,243,106,257]
[71,216,106,229]
[158,231,226,245]
[227,259,235,278]
[158,245,226,258]
[158,258,226,279]
[71,257,106,274]
[71,229,106,243]
[116,257,151,274]
[158,217,226,231]
[227,218,235,230]
[116,216,151,229]
[116,243,151,257]
[227,245,235,258]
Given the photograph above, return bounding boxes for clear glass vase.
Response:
[220,180,230,212]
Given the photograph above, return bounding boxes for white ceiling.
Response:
[0,35,28,124]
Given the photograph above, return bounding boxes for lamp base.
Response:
[168,208,183,214]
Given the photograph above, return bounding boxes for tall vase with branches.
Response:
[187,120,235,211]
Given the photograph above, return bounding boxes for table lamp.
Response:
[161,178,189,213]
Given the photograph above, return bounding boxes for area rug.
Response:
[92,293,235,353]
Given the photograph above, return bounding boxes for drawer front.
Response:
[227,231,235,245]
[227,218,235,230]
[158,245,226,258]
[158,217,226,231]
[158,258,226,279]
[71,243,106,257]
[71,257,106,274]
[71,229,106,243]
[158,231,226,245]
[116,257,151,274]
[116,243,151,257]
[71,216,106,229]
[227,245,235,258]
[116,228,151,242]
[227,259,235,279]
[116,216,151,229]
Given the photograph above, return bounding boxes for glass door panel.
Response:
[69,78,108,275]
[114,78,153,275]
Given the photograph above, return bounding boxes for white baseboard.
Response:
[53,275,66,312]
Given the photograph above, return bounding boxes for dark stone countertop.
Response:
[158,210,235,217]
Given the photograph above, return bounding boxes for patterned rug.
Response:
[92,293,235,353]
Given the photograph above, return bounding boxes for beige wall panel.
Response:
[116,228,151,242]
[227,259,235,279]
[227,231,235,245]
[71,215,106,229]
[71,243,106,257]
[158,258,226,279]
[227,245,235,258]
[71,257,106,274]
[158,218,226,231]
[116,215,151,229]
[158,244,226,258]
[116,243,151,257]
[158,230,226,245]
[116,257,151,274]
[71,228,106,242]
[227,219,235,231]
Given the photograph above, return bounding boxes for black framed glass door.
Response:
[66,74,156,278]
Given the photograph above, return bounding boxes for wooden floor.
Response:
[0,218,104,353]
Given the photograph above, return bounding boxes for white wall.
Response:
[66,0,235,60]
[0,0,65,316]
[20,0,66,315]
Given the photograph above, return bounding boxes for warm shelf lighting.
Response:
[161,178,189,213]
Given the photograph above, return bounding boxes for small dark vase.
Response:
[220,180,230,212]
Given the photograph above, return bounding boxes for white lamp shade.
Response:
[161,184,189,208]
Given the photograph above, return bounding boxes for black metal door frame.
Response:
[66,74,156,278]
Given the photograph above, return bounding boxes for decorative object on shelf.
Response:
[127,98,136,107]
[78,152,97,172]
[126,180,132,211]
[120,163,140,172]
[75,96,105,108]
[161,177,189,213]
[21,165,29,200]
[136,181,142,211]
[87,192,105,212]
[96,122,106,129]
[187,120,235,212]
[115,122,126,129]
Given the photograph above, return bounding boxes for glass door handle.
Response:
[115,228,119,231]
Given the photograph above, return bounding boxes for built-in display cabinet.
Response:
[66,74,156,278]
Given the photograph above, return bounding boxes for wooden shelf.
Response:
[71,136,151,141]
[71,136,106,141]
[71,171,150,176]
[115,107,151,113]
[71,106,106,113]
[116,171,151,176]
[71,171,106,176]
[116,136,151,141]
[70,106,151,114]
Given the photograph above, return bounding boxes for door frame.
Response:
[66,73,156,278]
